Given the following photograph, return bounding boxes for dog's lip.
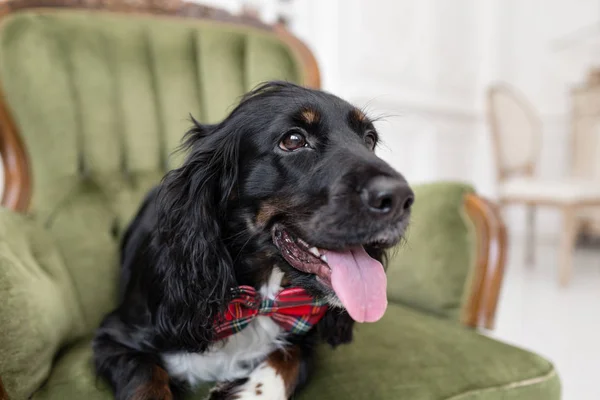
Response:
[274,228,329,262]
[299,229,404,251]
[271,223,403,251]
[271,226,332,285]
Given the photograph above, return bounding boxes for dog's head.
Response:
[158,82,412,325]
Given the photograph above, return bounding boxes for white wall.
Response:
[293,0,498,195]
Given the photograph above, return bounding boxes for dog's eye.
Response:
[365,131,377,149]
[279,131,308,152]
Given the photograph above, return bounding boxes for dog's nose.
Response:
[360,176,414,215]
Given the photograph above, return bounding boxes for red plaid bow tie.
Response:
[213,286,328,341]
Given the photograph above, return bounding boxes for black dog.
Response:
[93,81,413,400]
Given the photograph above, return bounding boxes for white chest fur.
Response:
[162,269,287,387]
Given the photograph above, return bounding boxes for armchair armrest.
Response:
[462,193,507,329]
[0,208,84,399]
[385,182,507,330]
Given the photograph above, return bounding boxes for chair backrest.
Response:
[0,0,319,215]
[486,84,542,180]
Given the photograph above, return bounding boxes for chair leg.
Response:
[559,206,580,287]
[525,205,536,266]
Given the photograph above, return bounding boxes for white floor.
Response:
[486,237,600,400]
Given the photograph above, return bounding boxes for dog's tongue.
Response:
[323,246,387,323]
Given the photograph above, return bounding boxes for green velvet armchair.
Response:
[0,1,560,399]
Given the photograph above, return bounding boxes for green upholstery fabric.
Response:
[303,305,559,400]
[0,174,164,398]
[30,304,560,400]
[387,182,476,321]
[0,209,85,398]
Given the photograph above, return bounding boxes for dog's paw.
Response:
[207,363,286,400]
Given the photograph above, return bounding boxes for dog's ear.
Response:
[153,119,239,351]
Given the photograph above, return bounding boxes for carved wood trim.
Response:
[0,0,320,213]
[0,84,30,212]
[462,193,508,329]
[0,0,268,27]
[274,23,321,89]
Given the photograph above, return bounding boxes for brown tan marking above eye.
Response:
[300,107,320,124]
[352,108,367,123]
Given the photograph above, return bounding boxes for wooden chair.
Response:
[487,83,600,285]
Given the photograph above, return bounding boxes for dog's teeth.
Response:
[320,254,328,263]
[308,247,320,257]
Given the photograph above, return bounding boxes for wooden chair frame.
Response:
[0,1,506,397]
[462,193,508,330]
